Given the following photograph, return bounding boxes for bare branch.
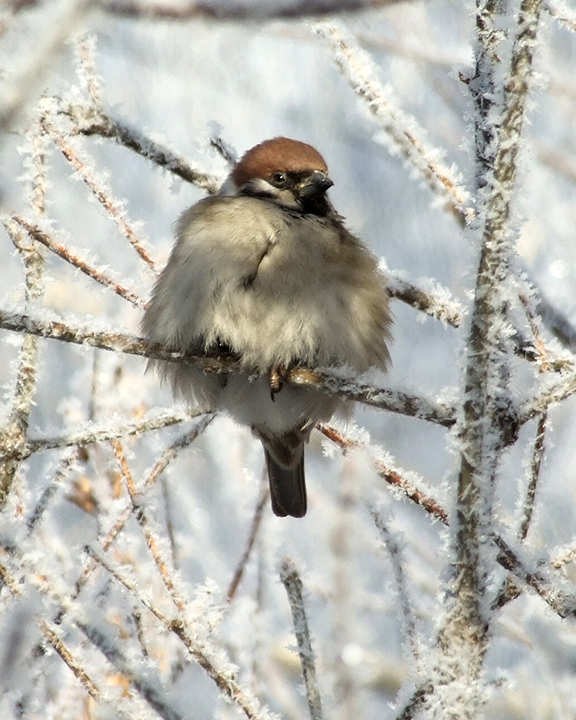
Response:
[9,215,148,308]
[27,409,198,455]
[315,22,473,226]
[280,558,324,720]
[47,129,159,272]
[97,0,423,21]
[227,482,268,602]
[0,309,456,426]
[438,1,544,712]
[68,106,221,193]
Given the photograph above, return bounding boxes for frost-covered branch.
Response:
[97,0,420,21]
[315,22,473,226]
[47,128,159,272]
[227,484,268,601]
[9,215,148,308]
[0,218,45,504]
[280,558,323,720]
[0,309,456,426]
[111,438,189,613]
[436,0,544,715]
[87,548,279,720]
[517,366,576,422]
[318,424,449,523]
[27,409,198,454]
[371,511,420,662]
[67,105,221,193]
[545,0,576,32]
[318,424,576,620]
[386,271,463,327]
[0,0,89,133]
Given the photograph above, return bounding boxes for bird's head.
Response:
[221,137,334,215]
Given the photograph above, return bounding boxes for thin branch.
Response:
[0,309,456,427]
[47,129,159,272]
[40,620,101,701]
[74,618,184,720]
[9,215,147,308]
[27,409,197,454]
[386,271,463,327]
[318,424,448,524]
[280,559,323,720]
[0,220,45,504]
[394,682,434,720]
[68,105,221,193]
[97,0,423,21]
[0,0,89,133]
[517,296,551,541]
[371,510,420,662]
[26,451,77,532]
[319,424,576,621]
[111,438,188,613]
[86,548,279,720]
[227,482,268,602]
[71,415,213,600]
[545,0,576,33]
[517,367,576,423]
[315,22,473,226]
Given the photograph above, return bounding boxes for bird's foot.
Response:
[269,365,289,401]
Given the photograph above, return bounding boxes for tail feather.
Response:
[264,448,307,518]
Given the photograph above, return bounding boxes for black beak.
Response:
[298,171,334,199]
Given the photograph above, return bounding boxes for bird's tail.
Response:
[264,448,307,518]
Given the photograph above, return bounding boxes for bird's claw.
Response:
[269,366,288,401]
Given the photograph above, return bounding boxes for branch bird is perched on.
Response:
[143,137,392,517]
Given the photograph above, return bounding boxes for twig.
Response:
[111,438,188,613]
[71,415,213,600]
[386,271,463,327]
[75,618,184,720]
[517,368,576,423]
[0,221,45,504]
[143,415,215,488]
[47,129,159,272]
[330,457,359,720]
[280,559,323,720]
[315,22,473,226]
[318,424,576,621]
[394,682,434,720]
[545,0,576,33]
[227,482,268,602]
[75,33,103,108]
[0,309,456,426]
[27,409,196,455]
[317,424,448,524]
[0,0,89,133]
[96,0,423,20]
[86,547,279,720]
[371,510,419,662]
[69,106,221,193]
[518,295,550,541]
[26,451,77,532]
[9,215,147,308]
[40,620,101,701]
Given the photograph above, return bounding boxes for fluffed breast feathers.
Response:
[144,195,392,372]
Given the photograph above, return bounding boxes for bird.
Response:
[142,137,392,518]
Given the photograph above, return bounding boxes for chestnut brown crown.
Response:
[232,137,329,186]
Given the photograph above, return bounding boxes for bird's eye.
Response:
[270,172,287,187]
